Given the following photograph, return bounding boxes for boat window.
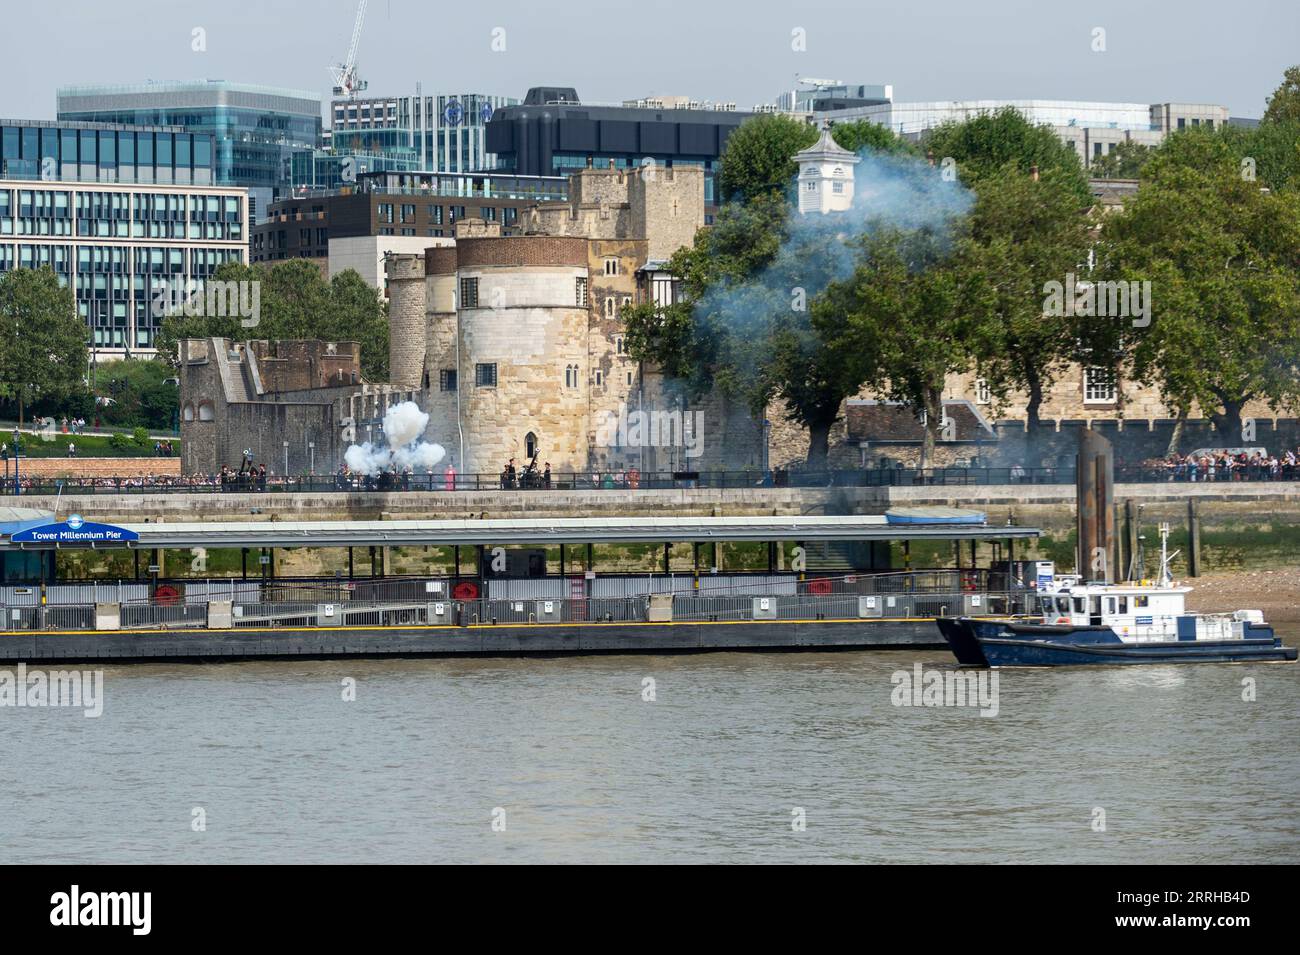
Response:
[1134,595,1149,608]
[1073,597,1086,614]
[1118,596,1128,614]
[1106,597,1117,614]
[1089,596,1101,615]
[1055,596,1071,615]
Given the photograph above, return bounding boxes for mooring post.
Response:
[1187,498,1201,577]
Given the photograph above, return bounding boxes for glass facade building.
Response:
[330,91,519,175]
[0,177,247,355]
[57,81,322,221]
[1,118,213,185]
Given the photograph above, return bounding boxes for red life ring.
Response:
[452,581,479,600]
[961,572,977,593]
[153,584,181,606]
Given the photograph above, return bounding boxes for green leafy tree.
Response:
[819,225,996,466]
[156,260,389,380]
[963,166,1097,438]
[1089,140,1153,179]
[626,113,916,467]
[0,266,88,425]
[924,107,1091,204]
[1097,150,1300,441]
[716,114,819,203]
[92,358,179,431]
[1263,64,1300,125]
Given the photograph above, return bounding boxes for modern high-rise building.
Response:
[56,81,322,221]
[1,118,247,357]
[329,91,519,175]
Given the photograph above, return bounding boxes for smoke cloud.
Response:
[344,400,447,475]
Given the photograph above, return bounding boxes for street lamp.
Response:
[283,441,289,479]
[11,428,20,495]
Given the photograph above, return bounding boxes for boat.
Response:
[938,526,1297,668]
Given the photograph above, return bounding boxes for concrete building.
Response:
[821,99,1231,168]
[0,173,247,356]
[328,234,451,292]
[250,170,561,270]
[57,81,323,221]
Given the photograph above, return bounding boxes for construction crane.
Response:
[330,0,370,98]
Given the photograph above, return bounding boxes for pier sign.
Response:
[11,514,139,545]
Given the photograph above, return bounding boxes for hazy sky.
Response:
[4,0,1295,120]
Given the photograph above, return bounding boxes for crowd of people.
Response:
[1146,449,1300,482]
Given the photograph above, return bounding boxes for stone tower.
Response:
[794,123,860,215]
[385,253,428,388]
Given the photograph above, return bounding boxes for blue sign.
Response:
[11,519,139,545]
[443,99,463,126]
[1136,615,1154,626]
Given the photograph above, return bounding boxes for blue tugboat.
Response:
[940,528,1297,668]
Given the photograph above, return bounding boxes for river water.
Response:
[3,647,1298,864]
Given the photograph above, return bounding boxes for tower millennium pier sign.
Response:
[10,514,139,546]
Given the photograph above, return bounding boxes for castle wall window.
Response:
[475,362,497,388]
[197,401,215,421]
[460,277,479,308]
[594,370,603,387]
[604,257,618,275]
[832,181,844,194]
[604,296,616,319]
[181,403,195,422]
[575,277,588,307]
[1084,366,1116,403]
[439,369,457,392]
[525,432,537,458]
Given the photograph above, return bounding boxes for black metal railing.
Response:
[3,463,1298,496]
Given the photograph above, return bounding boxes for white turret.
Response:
[793,122,860,214]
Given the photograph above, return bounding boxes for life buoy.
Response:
[961,572,977,593]
[153,584,181,606]
[807,578,833,595]
[452,581,479,600]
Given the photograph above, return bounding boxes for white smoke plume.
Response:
[344,400,447,476]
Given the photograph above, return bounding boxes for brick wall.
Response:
[19,457,182,478]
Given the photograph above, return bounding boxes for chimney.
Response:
[1030,164,1040,182]
[586,156,593,168]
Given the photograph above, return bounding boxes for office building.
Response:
[485,87,784,213]
[57,81,322,220]
[329,91,519,175]
[819,98,1231,166]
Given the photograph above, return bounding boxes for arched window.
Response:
[181,403,195,422]
[525,432,537,458]
[198,402,215,422]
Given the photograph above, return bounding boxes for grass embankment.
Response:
[12,432,180,459]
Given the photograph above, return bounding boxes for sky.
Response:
[3,0,1295,121]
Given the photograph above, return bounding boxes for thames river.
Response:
[4,648,1298,863]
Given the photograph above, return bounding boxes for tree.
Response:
[625,114,919,468]
[1263,64,1300,125]
[963,166,1097,441]
[1097,153,1300,442]
[820,224,997,466]
[0,266,87,425]
[924,107,1091,204]
[1089,140,1153,179]
[829,120,919,157]
[93,358,179,431]
[716,114,818,203]
[155,259,389,380]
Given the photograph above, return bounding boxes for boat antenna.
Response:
[1157,523,1179,587]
